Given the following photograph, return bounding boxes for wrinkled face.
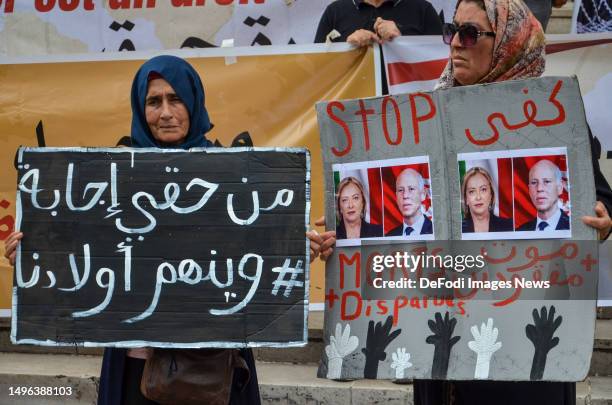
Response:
[451,1,495,86]
[395,169,425,221]
[145,78,190,146]
[339,183,364,224]
[528,161,563,217]
[465,173,492,216]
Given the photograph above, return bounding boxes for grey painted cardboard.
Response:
[316,77,598,381]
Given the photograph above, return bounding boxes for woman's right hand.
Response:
[306,217,336,262]
[4,231,23,266]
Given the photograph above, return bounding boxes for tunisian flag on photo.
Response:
[513,155,570,229]
[380,164,432,234]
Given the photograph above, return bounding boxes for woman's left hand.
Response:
[582,201,612,240]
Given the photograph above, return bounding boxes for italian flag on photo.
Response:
[458,158,514,220]
[333,168,382,225]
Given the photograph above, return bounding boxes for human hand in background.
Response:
[582,201,612,240]
[374,17,401,42]
[347,29,381,47]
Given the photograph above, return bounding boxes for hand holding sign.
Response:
[306,216,336,261]
[373,17,401,42]
[3,231,22,266]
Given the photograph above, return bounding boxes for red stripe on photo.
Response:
[387,59,448,86]
[368,168,383,225]
[497,158,513,219]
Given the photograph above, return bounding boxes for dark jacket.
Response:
[385,216,433,236]
[336,218,383,239]
[98,348,260,405]
[462,213,514,233]
[314,0,442,43]
[516,210,570,231]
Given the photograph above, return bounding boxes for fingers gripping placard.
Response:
[12,147,310,348]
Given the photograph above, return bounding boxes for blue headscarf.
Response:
[130,55,213,149]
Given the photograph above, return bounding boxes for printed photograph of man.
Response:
[386,167,433,236]
[516,158,570,232]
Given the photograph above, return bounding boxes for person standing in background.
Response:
[524,0,569,30]
[314,0,443,94]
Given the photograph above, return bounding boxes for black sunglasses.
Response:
[442,23,495,47]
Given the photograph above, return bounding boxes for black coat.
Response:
[462,214,514,233]
[336,219,384,239]
[516,210,570,231]
[385,216,433,236]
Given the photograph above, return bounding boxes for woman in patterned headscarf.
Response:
[411,1,612,404]
[436,0,545,90]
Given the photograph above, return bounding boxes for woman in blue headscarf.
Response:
[96,55,261,405]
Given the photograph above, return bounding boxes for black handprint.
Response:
[526,305,562,380]
[426,311,461,379]
[361,315,402,378]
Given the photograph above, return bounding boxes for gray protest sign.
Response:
[316,77,598,381]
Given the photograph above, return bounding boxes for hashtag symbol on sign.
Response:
[271,259,304,298]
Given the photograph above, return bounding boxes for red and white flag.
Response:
[383,37,449,95]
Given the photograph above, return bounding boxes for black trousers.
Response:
[414,380,576,405]
[121,357,159,405]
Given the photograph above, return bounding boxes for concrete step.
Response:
[2,353,612,405]
[598,307,612,320]
[2,313,612,376]
[0,312,325,362]
[591,317,612,377]
[0,352,100,405]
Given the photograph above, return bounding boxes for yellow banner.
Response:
[0,46,378,311]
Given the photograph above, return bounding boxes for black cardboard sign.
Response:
[12,147,310,348]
